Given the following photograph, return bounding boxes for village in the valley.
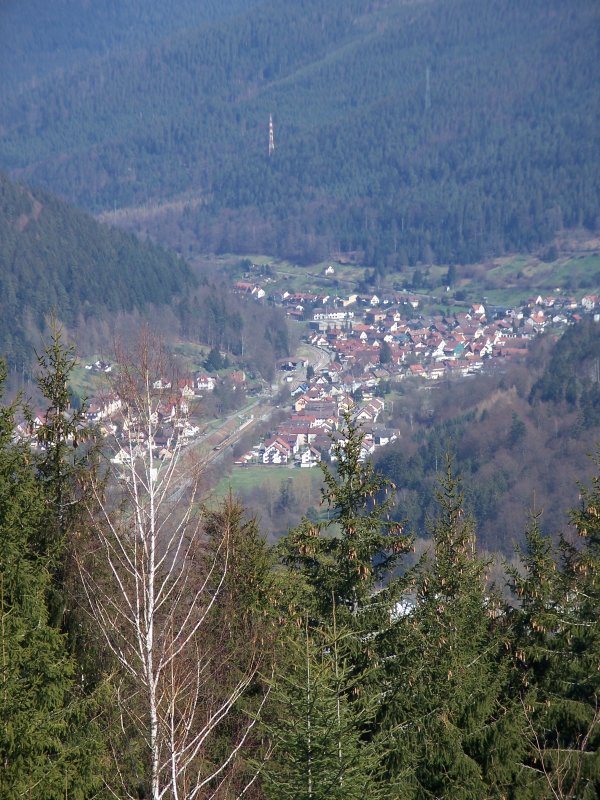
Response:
[21,263,599,473]
[231,269,598,468]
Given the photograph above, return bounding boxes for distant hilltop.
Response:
[1,0,598,268]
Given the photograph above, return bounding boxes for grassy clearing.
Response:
[552,253,600,286]
[172,340,207,372]
[69,358,108,401]
[212,464,323,500]
[220,246,599,307]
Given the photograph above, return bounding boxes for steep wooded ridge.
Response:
[2,0,598,267]
[0,172,192,367]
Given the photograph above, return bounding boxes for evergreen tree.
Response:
[198,495,279,798]
[381,459,520,798]
[280,412,411,625]
[0,362,104,798]
[32,319,97,556]
[276,414,411,797]
[508,464,600,798]
[557,458,600,797]
[262,611,389,800]
[204,346,228,372]
[505,513,563,797]
[379,340,392,365]
[28,320,101,647]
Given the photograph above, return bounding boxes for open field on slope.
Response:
[216,242,600,309]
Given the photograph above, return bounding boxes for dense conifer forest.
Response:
[0,0,260,86]
[0,172,192,369]
[1,0,598,267]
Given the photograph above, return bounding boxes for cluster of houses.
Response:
[234,272,600,384]
[236,387,397,468]
[19,353,253,465]
[97,385,201,465]
[91,371,250,463]
[21,369,236,462]
[305,293,599,381]
[20,278,597,471]
[85,369,245,424]
[231,278,600,468]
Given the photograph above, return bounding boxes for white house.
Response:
[196,374,216,392]
[296,445,322,468]
[262,437,293,465]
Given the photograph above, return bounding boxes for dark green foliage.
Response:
[0,362,104,797]
[507,478,600,798]
[198,496,278,797]
[202,493,276,642]
[557,461,600,797]
[0,172,193,368]
[446,264,457,287]
[273,415,412,797]
[508,411,526,447]
[0,0,259,92]
[1,1,597,266]
[381,461,520,798]
[280,413,411,622]
[262,615,389,800]
[204,346,230,372]
[28,321,105,651]
[379,340,392,365]
[32,321,98,553]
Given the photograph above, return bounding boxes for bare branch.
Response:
[77,332,268,799]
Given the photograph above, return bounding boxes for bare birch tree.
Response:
[78,333,268,799]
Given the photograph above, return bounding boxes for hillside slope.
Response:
[1,0,599,267]
[375,320,600,554]
[0,173,192,367]
[0,0,260,92]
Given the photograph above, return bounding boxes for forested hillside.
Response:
[0,173,192,368]
[375,321,600,553]
[0,0,261,91]
[2,0,598,267]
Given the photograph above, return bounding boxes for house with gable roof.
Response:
[296,445,322,468]
[354,397,384,424]
[195,373,216,393]
[262,436,293,464]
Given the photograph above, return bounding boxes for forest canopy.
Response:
[0,172,193,368]
[1,0,598,267]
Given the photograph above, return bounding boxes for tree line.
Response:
[177,275,291,382]
[1,326,598,798]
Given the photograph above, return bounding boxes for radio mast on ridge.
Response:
[268,113,275,156]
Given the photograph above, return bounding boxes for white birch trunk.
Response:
[78,335,265,799]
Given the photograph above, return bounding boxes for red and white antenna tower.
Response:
[268,113,275,156]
